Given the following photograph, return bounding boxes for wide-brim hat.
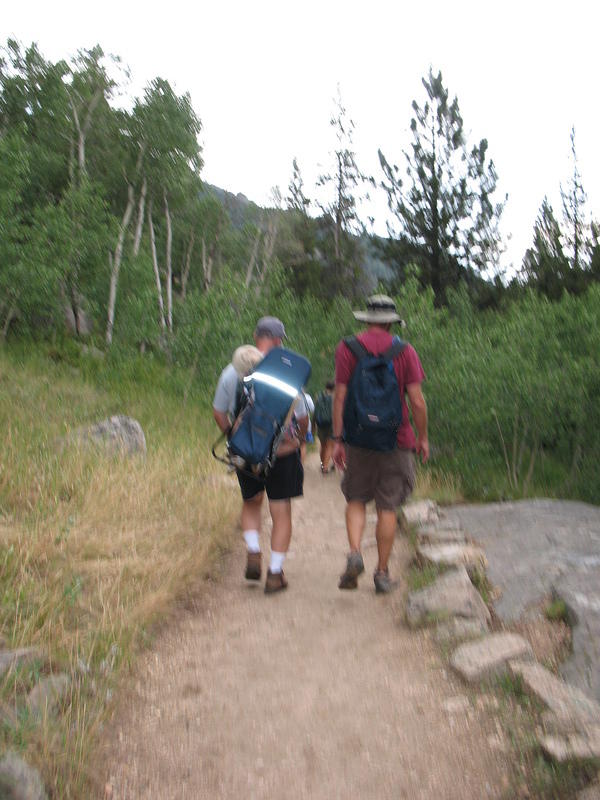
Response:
[353,294,404,325]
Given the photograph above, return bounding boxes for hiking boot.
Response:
[264,569,288,594]
[338,551,365,590]
[373,568,397,594]
[245,551,262,581]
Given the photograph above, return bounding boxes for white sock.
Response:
[243,530,260,553]
[269,551,286,574]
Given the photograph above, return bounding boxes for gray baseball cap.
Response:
[255,316,286,339]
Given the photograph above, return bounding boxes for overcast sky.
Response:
[4,0,599,275]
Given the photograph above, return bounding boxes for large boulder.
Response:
[74,416,146,456]
[27,673,70,719]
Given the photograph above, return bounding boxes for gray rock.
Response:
[540,730,600,762]
[401,500,439,528]
[450,633,534,683]
[551,570,600,704]
[74,415,146,456]
[27,673,70,719]
[416,525,467,545]
[416,543,487,577]
[441,695,471,714]
[0,751,47,800]
[434,617,489,644]
[443,499,600,702]
[508,660,600,734]
[406,566,491,628]
[577,784,600,800]
[0,648,43,679]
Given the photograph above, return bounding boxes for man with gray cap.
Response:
[332,295,429,594]
[213,316,308,594]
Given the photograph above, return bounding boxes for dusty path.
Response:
[101,454,510,799]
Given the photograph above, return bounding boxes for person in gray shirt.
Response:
[213,316,308,594]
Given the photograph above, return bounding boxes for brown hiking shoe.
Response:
[338,551,365,590]
[245,551,262,581]
[373,569,398,594]
[264,569,288,594]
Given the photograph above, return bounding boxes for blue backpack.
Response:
[213,347,311,476]
[342,336,406,451]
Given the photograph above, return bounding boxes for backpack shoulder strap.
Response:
[383,336,407,361]
[344,335,370,361]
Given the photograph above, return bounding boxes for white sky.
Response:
[4,0,599,276]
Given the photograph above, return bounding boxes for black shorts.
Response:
[237,450,304,501]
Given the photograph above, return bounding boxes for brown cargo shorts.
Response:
[341,445,416,511]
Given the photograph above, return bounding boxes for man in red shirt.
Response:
[332,295,429,593]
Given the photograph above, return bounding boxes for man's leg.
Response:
[322,438,334,472]
[269,499,292,555]
[265,499,292,593]
[346,501,366,552]
[338,501,366,589]
[241,491,264,580]
[375,508,397,572]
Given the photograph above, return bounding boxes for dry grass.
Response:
[0,348,239,797]
[412,464,464,505]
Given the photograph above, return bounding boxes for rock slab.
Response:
[509,660,600,733]
[434,617,489,644]
[540,731,600,762]
[417,543,487,576]
[450,633,534,683]
[416,526,467,545]
[406,566,491,628]
[442,499,600,702]
[552,569,600,704]
[0,751,47,800]
[401,500,439,528]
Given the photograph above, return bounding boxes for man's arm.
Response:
[406,382,429,463]
[332,383,348,470]
[213,408,231,435]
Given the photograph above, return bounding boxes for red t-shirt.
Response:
[334,329,426,450]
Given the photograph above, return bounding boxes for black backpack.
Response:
[342,336,406,451]
[314,390,333,428]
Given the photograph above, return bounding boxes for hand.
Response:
[332,441,346,471]
[416,438,430,464]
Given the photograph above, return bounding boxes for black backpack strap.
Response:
[344,335,370,361]
[382,336,407,361]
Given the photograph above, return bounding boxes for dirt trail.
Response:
[100,454,510,799]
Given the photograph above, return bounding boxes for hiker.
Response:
[213,317,309,594]
[314,381,335,474]
[300,391,314,463]
[332,295,429,594]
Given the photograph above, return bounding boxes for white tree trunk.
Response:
[106,182,135,345]
[69,88,102,180]
[181,230,195,299]
[245,222,262,288]
[148,201,166,331]
[164,191,173,332]
[133,176,147,257]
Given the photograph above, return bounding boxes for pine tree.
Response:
[379,68,505,304]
